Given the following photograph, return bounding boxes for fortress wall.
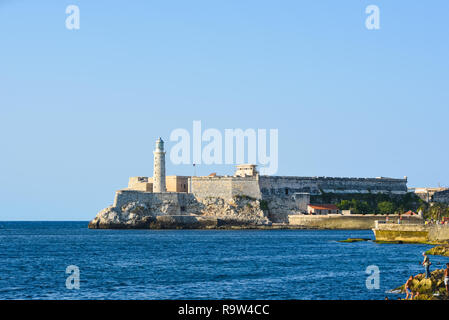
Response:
[231,178,262,199]
[317,177,407,193]
[259,176,407,196]
[432,190,449,204]
[259,176,320,195]
[113,190,196,211]
[294,193,310,212]
[190,176,261,200]
[263,195,301,223]
[190,177,233,200]
[127,183,152,192]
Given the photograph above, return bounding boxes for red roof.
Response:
[403,210,417,216]
[308,204,339,210]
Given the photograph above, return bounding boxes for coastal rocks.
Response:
[426,245,449,257]
[395,269,448,300]
[88,194,271,229]
[197,196,270,226]
[88,202,157,229]
[149,215,218,229]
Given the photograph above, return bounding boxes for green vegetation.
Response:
[234,194,256,201]
[377,201,395,215]
[259,200,269,211]
[337,199,370,214]
[421,203,449,220]
[313,192,424,214]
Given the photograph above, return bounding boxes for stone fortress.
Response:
[409,187,449,204]
[88,137,433,229]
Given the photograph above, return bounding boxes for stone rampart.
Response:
[432,190,449,204]
[189,176,261,200]
[113,190,197,215]
[259,176,407,196]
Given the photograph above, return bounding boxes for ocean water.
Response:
[0,222,447,300]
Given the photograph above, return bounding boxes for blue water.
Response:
[0,222,447,300]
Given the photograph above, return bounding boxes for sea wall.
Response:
[373,223,429,242]
[288,214,422,230]
[373,223,449,243]
[429,225,449,242]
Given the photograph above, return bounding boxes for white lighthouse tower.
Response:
[153,137,166,193]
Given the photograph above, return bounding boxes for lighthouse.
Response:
[153,137,166,193]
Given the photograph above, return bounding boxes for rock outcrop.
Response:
[395,270,449,300]
[88,194,271,229]
[198,195,269,225]
[426,245,449,257]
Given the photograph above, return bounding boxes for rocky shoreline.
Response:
[394,269,448,300]
[88,195,273,229]
[389,244,449,300]
[425,245,449,257]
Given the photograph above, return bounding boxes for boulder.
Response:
[426,245,449,257]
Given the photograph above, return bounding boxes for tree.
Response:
[354,200,371,214]
[426,203,449,220]
[377,201,395,215]
[337,200,351,210]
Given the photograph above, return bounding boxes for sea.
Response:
[0,221,447,300]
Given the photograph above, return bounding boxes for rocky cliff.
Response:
[88,192,270,229]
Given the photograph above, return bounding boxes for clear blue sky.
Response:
[0,1,448,220]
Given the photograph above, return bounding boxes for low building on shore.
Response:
[307,204,340,215]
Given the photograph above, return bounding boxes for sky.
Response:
[0,1,448,220]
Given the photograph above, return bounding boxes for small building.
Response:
[234,164,258,177]
[127,177,152,192]
[307,204,340,215]
[166,176,189,193]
